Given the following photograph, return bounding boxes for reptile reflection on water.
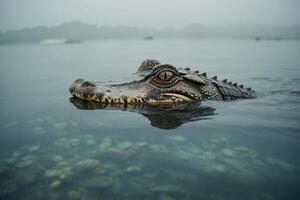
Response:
[70,97,215,129]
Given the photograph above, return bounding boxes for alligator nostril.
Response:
[74,78,85,84]
[69,86,75,93]
[81,81,96,88]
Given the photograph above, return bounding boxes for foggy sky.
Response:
[1,0,300,31]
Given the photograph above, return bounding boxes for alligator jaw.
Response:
[70,91,193,106]
[69,79,193,106]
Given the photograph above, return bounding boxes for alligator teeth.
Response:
[127,97,136,104]
[102,96,110,103]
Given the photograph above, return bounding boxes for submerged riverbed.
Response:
[0,39,300,200]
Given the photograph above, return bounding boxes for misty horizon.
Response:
[1,20,299,45]
[1,0,300,32]
[2,20,300,33]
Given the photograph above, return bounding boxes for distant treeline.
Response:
[1,21,300,44]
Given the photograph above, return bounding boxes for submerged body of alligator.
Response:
[69,59,256,106]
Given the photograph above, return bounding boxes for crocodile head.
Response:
[69,59,218,106]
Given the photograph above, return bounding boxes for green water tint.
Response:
[0,116,297,200]
[1,39,300,200]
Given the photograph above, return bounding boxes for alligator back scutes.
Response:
[212,79,256,100]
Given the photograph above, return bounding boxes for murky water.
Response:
[0,39,300,200]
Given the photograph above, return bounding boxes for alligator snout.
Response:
[69,79,97,98]
[69,79,146,105]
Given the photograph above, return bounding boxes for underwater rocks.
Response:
[54,138,81,149]
[221,149,237,158]
[6,157,17,165]
[75,159,100,171]
[159,194,175,200]
[1,119,299,200]
[67,190,81,200]
[32,126,46,135]
[97,147,132,160]
[51,180,61,190]
[51,155,64,163]
[98,138,113,149]
[11,152,23,158]
[165,135,185,142]
[126,165,141,173]
[28,144,40,152]
[234,146,250,153]
[44,169,63,178]
[117,141,133,150]
[16,155,36,168]
[95,167,108,175]
[0,181,18,197]
[16,172,37,185]
[81,176,113,189]
[0,166,8,174]
[44,167,71,180]
[149,184,186,196]
[96,139,145,161]
[266,157,295,171]
[149,144,168,153]
[53,122,68,129]
[85,139,96,145]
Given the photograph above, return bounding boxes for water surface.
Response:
[0,39,300,200]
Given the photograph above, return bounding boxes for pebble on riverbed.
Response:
[126,165,141,173]
[51,180,61,189]
[0,181,18,197]
[166,135,185,142]
[67,191,81,200]
[75,159,100,171]
[221,149,237,158]
[81,176,113,189]
[16,155,35,168]
[32,126,46,135]
[51,155,64,162]
[53,122,68,129]
[117,141,133,150]
[85,139,96,145]
[28,145,40,152]
[44,169,63,178]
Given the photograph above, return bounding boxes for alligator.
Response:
[69,59,256,106]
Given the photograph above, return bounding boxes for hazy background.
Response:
[1,0,300,31]
[1,1,300,200]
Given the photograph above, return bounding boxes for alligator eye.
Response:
[158,71,173,81]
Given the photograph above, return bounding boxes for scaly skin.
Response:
[69,59,256,106]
